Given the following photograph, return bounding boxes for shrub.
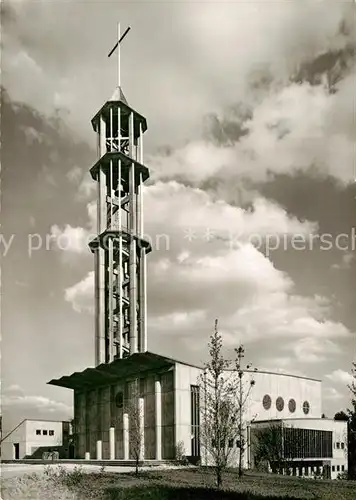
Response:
[175,440,189,465]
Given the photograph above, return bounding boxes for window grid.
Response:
[283,428,332,459]
[190,385,200,457]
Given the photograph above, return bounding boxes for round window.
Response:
[288,399,296,413]
[276,397,284,412]
[262,394,272,410]
[303,401,310,415]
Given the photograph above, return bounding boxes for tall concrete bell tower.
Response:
[89,25,151,365]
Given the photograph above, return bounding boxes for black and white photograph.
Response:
[1,1,356,498]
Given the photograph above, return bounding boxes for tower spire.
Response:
[90,25,150,365]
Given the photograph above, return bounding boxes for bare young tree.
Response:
[199,320,255,488]
[347,362,356,479]
[126,383,144,476]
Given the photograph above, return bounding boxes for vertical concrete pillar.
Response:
[95,115,107,366]
[129,111,137,355]
[109,427,115,460]
[139,397,145,460]
[123,413,129,460]
[140,249,147,352]
[155,378,162,460]
[96,440,102,460]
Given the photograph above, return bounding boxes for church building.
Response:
[48,27,347,479]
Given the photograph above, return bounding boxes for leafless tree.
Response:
[199,320,255,488]
[126,384,144,476]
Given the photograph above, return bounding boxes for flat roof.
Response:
[48,351,177,390]
[48,351,319,390]
[243,369,321,383]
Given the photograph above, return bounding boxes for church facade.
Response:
[48,29,347,479]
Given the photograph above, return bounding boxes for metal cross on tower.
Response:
[88,25,151,365]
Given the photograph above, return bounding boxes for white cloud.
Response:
[66,165,82,184]
[50,224,92,254]
[293,337,340,363]
[2,394,71,413]
[145,181,317,241]
[148,241,352,348]
[150,78,355,186]
[332,252,355,270]
[62,180,351,355]
[150,310,206,331]
[77,173,96,200]
[51,181,316,265]
[4,0,354,149]
[2,385,72,415]
[326,369,353,386]
[323,387,344,400]
[65,271,94,313]
[5,384,23,393]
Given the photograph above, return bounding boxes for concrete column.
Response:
[155,378,162,460]
[123,413,129,460]
[94,115,107,366]
[139,397,145,460]
[129,111,137,355]
[85,452,90,460]
[109,427,115,460]
[96,440,102,460]
[139,250,147,352]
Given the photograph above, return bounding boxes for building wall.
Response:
[74,368,176,460]
[250,418,348,480]
[174,363,202,459]
[71,361,326,468]
[1,420,64,459]
[1,421,27,460]
[283,418,348,479]
[244,371,322,421]
[25,420,63,456]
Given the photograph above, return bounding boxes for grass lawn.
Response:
[2,466,355,500]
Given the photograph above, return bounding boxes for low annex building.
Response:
[1,419,72,460]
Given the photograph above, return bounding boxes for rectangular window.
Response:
[337,465,340,472]
[336,442,340,449]
[341,465,345,471]
[139,378,145,397]
[341,442,344,449]
[36,430,41,435]
[49,430,54,436]
[43,430,48,436]
[190,385,200,457]
[228,439,234,448]
[283,428,332,459]
[332,465,335,472]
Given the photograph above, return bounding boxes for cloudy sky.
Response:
[2,0,356,434]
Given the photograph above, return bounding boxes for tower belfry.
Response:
[89,24,151,365]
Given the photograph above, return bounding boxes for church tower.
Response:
[88,26,151,365]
